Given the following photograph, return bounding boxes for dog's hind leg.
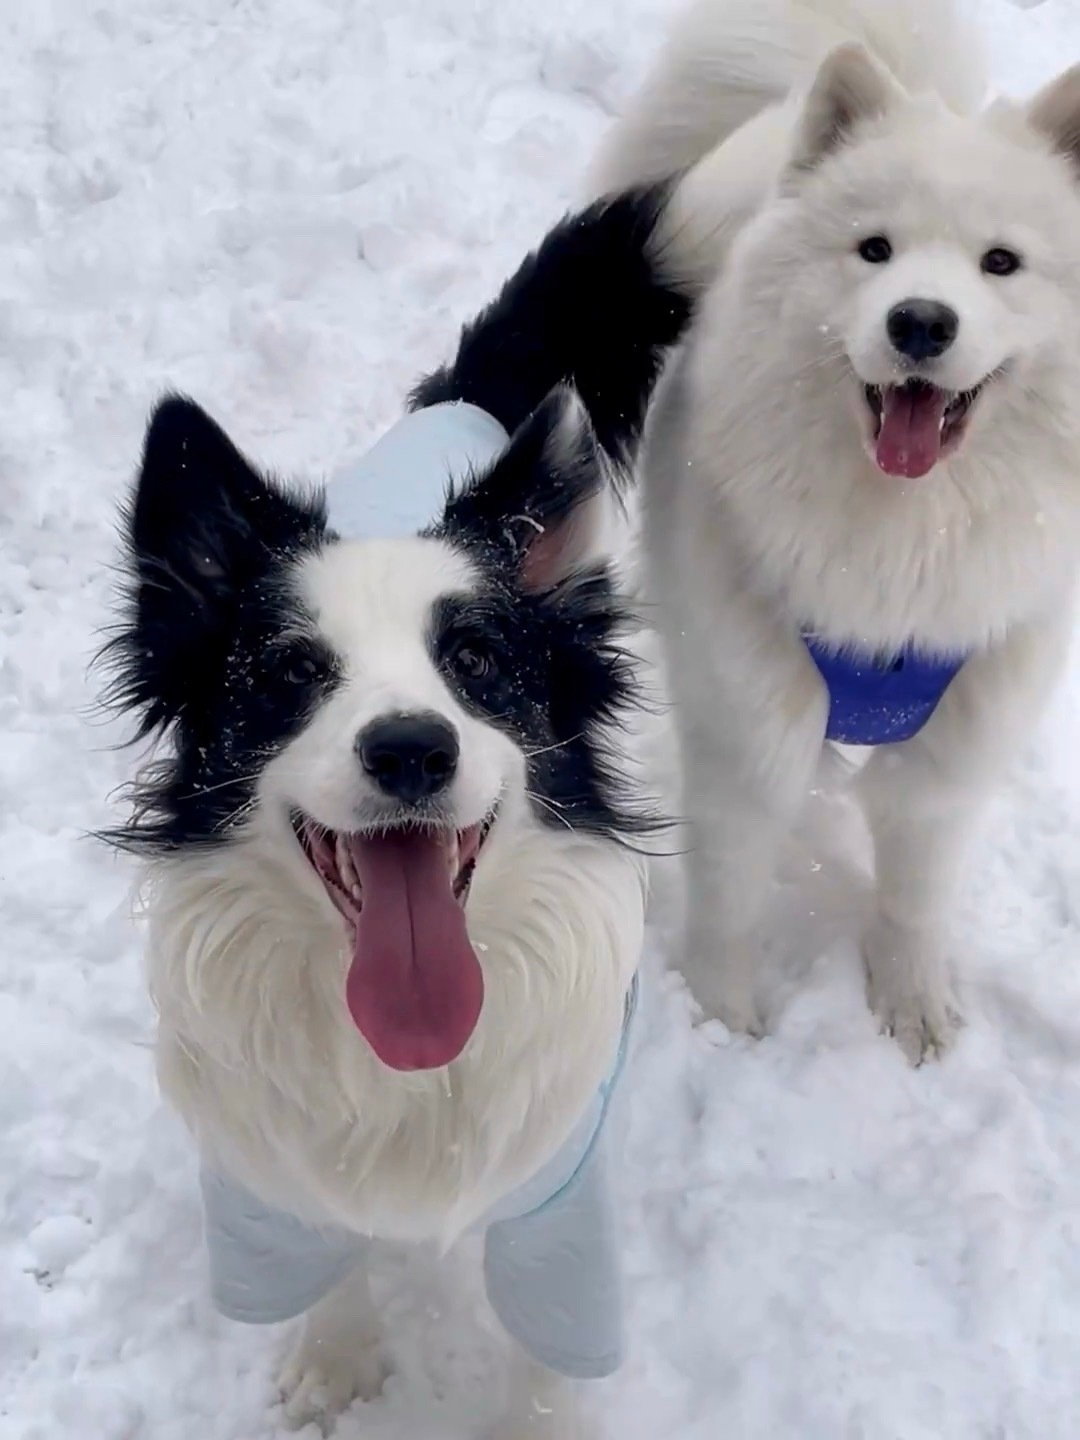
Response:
[277,1263,387,1431]
[859,616,1070,1064]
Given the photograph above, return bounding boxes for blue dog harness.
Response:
[803,636,967,745]
[197,402,637,1379]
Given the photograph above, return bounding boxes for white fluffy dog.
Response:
[592,0,1080,1061]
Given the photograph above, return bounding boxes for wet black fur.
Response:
[410,181,690,465]
[430,565,648,842]
[100,399,338,851]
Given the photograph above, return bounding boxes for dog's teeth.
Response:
[336,835,358,891]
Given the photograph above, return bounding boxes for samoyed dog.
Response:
[592,0,1080,1062]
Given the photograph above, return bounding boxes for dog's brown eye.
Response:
[981,247,1022,277]
[857,235,892,264]
[453,644,493,682]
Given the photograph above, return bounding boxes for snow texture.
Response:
[3,0,1080,1436]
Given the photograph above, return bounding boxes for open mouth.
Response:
[863,378,983,479]
[294,813,495,1073]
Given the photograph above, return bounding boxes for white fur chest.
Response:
[658,330,1080,656]
[145,823,645,1246]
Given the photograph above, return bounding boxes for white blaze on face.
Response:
[262,536,516,836]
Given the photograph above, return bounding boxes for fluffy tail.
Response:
[590,0,986,194]
[410,183,692,467]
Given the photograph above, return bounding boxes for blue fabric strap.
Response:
[804,636,967,746]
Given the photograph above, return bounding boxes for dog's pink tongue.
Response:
[345,831,484,1072]
[875,384,948,479]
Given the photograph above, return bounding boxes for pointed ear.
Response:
[437,385,609,590]
[111,395,324,733]
[1027,63,1080,177]
[790,44,900,174]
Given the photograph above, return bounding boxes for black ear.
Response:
[434,385,608,590]
[106,395,326,736]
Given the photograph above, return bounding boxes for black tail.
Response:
[409,182,692,467]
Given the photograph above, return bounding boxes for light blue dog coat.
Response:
[326,400,509,537]
[201,982,635,1379]
[198,403,636,1379]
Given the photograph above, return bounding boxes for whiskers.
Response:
[522,734,583,761]
[524,789,575,832]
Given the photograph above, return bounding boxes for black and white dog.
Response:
[103,188,689,1435]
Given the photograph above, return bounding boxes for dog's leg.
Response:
[277,1264,387,1431]
[859,618,1069,1064]
[674,631,828,1035]
[858,778,969,1064]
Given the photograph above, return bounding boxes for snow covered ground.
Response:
[4,0,1080,1435]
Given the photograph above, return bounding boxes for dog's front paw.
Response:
[682,929,766,1038]
[864,921,960,1065]
[874,992,960,1065]
[277,1324,387,1432]
[710,994,766,1040]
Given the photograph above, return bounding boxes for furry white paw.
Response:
[683,931,765,1038]
[709,995,766,1040]
[277,1327,387,1432]
[864,921,960,1065]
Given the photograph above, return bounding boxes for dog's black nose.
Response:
[357,713,460,803]
[886,299,959,361]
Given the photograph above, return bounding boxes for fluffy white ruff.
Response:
[593,0,1080,1061]
[144,805,644,1248]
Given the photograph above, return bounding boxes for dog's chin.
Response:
[855,370,1001,480]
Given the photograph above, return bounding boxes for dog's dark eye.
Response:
[282,655,322,686]
[981,247,1022,277]
[857,235,892,264]
[451,643,495,682]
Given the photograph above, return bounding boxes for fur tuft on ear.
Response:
[790,43,899,173]
[433,384,609,591]
[1027,62,1080,177]
[101,395,326,738]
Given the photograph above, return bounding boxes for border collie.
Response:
[101,187,690,1436]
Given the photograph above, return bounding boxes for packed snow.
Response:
[4,0,1080,1436]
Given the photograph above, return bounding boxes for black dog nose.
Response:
[886,299,959,361]
[357,713,459,803]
